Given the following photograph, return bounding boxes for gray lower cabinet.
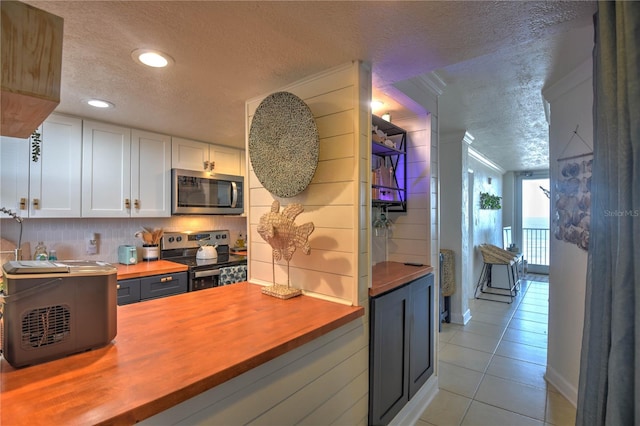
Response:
[369,273,434,425]
[117,278,142,305]
[117,272,188,305]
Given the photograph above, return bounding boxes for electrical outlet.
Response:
[86,233,98,254]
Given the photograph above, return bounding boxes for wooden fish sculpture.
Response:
[257,200,314,262]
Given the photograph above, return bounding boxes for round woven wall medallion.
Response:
[249,91,319,198]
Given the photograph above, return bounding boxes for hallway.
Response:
[417,275,577,425]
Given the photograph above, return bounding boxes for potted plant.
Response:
[480,192,502,210]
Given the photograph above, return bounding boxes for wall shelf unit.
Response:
[372,115,407,212]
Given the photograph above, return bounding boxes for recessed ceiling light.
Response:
[132,48,174,68]
[87,99,114,108]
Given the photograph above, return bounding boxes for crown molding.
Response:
[468,146,506,174]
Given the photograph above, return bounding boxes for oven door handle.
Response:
[194,269,221,278]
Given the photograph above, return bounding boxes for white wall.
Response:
[502,171,516,233]
[542,57,592,406]
[439,131,471,324]
[468,155,504,299]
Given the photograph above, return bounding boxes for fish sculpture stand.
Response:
[257,200,314,299]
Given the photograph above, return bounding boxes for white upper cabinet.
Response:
[1,113,81,219]
[172,137,242,176]
[29,114,82,217]
[82,120,131,217]
[82,121,171,218]
[131,129,171,217]
[0,135,30,217]
[171,137,209,171]
[210,144,242,176]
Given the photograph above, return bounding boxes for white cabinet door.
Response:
[0,135,30,217]
[82,121,131,217]
[171,137,209,171]
[210,145,242,175]
[171,137,243,175]
[131,129,171,217]
[29,114,82,217]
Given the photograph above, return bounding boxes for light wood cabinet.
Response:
[172,137,243,175]
[0,1,63,138]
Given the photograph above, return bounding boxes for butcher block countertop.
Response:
[370,261,435,297]
[115,259,188,280]
[0,283,364,425]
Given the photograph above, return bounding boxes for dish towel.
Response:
[219,265,247,286]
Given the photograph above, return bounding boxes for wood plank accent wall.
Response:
[246,62,370,307]
[141,317,369,425]
[382,115,432,266]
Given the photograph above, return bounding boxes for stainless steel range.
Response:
[160,230,247,291]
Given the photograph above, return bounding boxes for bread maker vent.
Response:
[21,304,71,349]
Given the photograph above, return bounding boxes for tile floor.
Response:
[417,274,577,426]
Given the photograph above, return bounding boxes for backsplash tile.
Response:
[1,216,247,263]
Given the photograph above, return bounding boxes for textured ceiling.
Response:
[24,1,596,172]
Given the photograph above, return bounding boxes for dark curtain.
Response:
[576,1,640,425]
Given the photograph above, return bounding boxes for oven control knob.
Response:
[168,237,174,243]
[176,236,182,242]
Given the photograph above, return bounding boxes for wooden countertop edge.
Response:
[115,260,188,280]
[370,261,435,297]
[111,307,364,425]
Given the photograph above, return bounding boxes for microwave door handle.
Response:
[230,181,238,208]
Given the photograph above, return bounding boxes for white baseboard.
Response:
[450,309,472,325]
[390,375,439,426]
[545,365,578,407]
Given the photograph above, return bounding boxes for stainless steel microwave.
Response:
[172,169,244,215]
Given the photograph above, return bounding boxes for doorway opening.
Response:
[516,171,550,274]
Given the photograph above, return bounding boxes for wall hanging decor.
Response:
[553,125,592,251]
[257,200,314,299]
[479,192,502,210]
[249,91,319,198]
[31,129,42,162]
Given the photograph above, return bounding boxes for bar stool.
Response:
[474,244,523,303]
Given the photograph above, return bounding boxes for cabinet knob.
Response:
[134,199,140,209]
[160,276,173,283]
[209,161,215,171]
[32,198,40,209]
[19,197,27,210]
[204,160,209,170]
[124,198,131,209]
